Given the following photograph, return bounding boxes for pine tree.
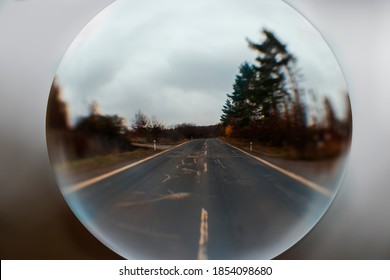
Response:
[220,99,233,125]
[247,29,290,120]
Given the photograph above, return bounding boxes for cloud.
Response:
[162,50,240,93]
[55,0,348,127]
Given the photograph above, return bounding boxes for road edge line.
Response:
[64,141,192,194]
[220,139,331,197]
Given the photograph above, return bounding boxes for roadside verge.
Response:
[62,141,191,194]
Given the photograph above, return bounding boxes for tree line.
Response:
[220,29,352,159]
[129,110,222,143]
[46,82,221,160]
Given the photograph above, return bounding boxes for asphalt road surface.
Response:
[64,138,333,259]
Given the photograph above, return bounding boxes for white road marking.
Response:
[216,158,226,169]
[64,140,192,194]
[221,140,331,197]
[176,159,185,169]
[116,192,192,207]
[182,168,198,173]
[197,208,209,260]
[162,174,171,183]
[203,163,208,173]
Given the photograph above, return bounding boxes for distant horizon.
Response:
[55,78,349,129]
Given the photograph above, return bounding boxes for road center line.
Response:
[221,140,331,197]
[64,140,192,194]
[197,208,209,260]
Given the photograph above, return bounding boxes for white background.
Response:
[0,0,389,259]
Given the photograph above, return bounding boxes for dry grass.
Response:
[220,137,300,159]
[220,137,348,160]
[55,147,160,175]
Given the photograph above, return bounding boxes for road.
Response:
[64,138,333,259]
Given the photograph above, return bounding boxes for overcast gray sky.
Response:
[56,0,347,127]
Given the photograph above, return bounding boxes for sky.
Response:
[56,0,348,127]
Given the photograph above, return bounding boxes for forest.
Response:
[220,29,352,159]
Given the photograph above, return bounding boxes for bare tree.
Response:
[131,110,150,138]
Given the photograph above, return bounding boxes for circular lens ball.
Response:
[47,0,352,259]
